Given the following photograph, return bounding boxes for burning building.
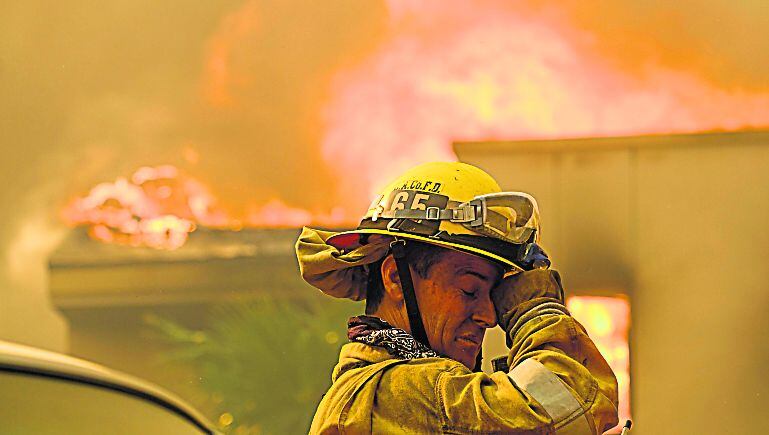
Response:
[46,129,769,434]
[2,0,768,433]
[456,129,769,434]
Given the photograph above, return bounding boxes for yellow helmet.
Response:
[327,161,540,273]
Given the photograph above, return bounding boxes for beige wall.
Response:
[459,131,769,435]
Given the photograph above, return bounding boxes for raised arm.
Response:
[437,269,619,434]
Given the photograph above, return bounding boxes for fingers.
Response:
[518,243,551,270]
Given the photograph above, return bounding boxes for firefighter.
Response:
[296,162,619,434]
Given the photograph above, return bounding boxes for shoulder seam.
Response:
[435,368,452,432]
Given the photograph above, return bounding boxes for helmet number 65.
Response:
[391,191,431,211]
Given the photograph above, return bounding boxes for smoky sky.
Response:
[2,0,767,242]
[1,0,767,344]
[0,0,386,342]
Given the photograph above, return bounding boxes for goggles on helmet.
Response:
[369,191,540,245]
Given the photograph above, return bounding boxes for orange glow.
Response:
[321,0,769,199]
[244,199,313,228]
[191,1,769,227]
[567,295,631,432]
[202,1,260,108]
[64,2,769,250]
[63,165,349,249]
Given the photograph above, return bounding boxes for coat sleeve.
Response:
[437,297,619,434]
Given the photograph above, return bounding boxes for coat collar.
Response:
[332,342,396,382]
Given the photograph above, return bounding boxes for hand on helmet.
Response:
[491,244,564,328]
[517,242,551,270]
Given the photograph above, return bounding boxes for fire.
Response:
[202,0,260,108]
[63,165,347,249]
[567,296,631,432]
[62,165,210,249]
[66,2,769,249]
[244,200,347,229]
[321,0,769,199]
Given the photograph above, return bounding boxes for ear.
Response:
[380,254,404,304]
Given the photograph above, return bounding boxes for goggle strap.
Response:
[376,206,532,243]
[374,200,531,225]
[376,207,456,221]
[374,201,482,222]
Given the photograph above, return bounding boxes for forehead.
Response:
[435,249,502,281]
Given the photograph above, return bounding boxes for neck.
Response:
[372,303,410,334]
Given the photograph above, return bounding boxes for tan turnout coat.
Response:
[310,306,619,434]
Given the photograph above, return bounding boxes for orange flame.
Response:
[68,2,769,249]
[568,295,631,432]
[321,0,769,199]
[202,1,260,108]
[63,165,348,249]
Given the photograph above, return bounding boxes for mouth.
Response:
[456,334,482,347]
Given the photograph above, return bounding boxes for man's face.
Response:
[410,249,501,369]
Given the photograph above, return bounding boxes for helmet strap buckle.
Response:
[425,206,440,220]
[467,198,486,227]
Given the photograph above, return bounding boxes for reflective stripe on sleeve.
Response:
[509,358,593,434]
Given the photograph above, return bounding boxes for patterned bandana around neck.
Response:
[347,315,439,360]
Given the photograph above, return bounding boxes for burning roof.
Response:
[59,1,769,250]
[61,165,347,250]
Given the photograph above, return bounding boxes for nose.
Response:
[472,293,497,329]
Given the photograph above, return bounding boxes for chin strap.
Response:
[474,350,483,372]
[390,238,484,372]
[389,239,431,349]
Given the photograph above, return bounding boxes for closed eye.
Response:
[461,289,476,297]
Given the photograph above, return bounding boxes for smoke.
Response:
[0,0,386,346]
[320,0,769,204]
[1,0,768,347]
[190,0,387,217]
[552,0,769,91]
